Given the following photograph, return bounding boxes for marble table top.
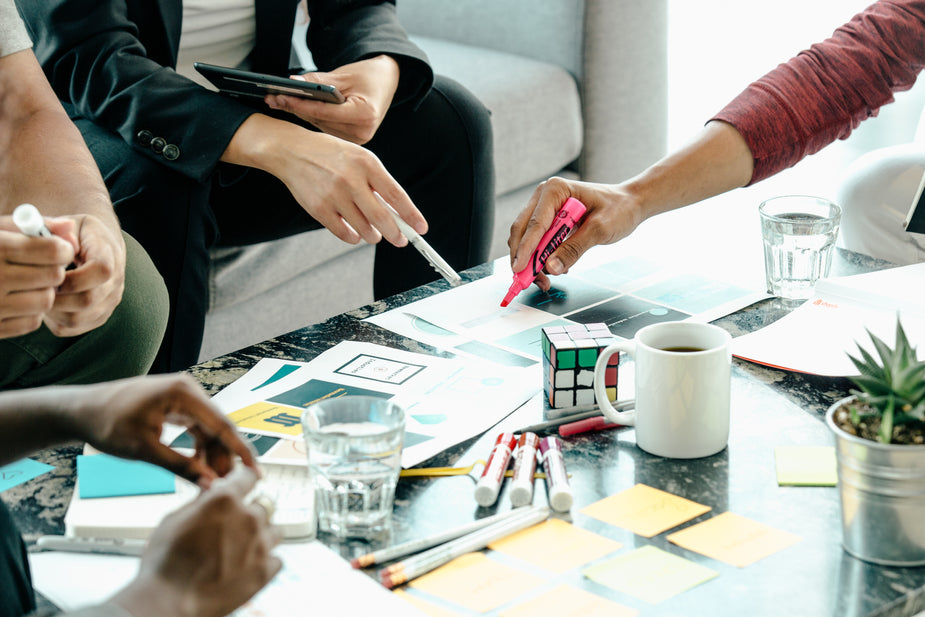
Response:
[7,248,925,617]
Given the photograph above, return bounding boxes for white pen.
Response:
[373,192,463,287]
[12,203,52,237]
[34,535,146,557]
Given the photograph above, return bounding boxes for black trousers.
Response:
[75,75,494,372]
[0,501,34,617]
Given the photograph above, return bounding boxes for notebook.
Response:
[904,169,925,234]
[64,461,316,540]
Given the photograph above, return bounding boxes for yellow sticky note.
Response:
[489,518,623,574]
[391,589,465,617]
[774,446,837,486]
[667,511,801,567]
[228,402,303,437]
[501,584,638,617]
[583,545,718,604]
[580,484,712,537]
[410,552,545,613]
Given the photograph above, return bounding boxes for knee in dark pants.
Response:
[370,76,495,298]
[74,117,216,372]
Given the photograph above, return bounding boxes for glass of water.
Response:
[759,195,841,300]
[301,396,405,540]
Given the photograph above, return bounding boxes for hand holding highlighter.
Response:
[501,197,587,307]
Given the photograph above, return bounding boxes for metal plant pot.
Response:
[826,395,925,566]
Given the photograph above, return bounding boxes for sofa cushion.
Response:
[412,36,583,195]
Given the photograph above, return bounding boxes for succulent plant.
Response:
[846,318,925,444]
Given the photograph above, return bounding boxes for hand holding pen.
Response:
[374,192,462,286]
[0,205,77,339]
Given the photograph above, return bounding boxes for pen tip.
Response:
[500,300,509,307]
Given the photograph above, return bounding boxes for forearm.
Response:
[0,386,82,465]
[713,0,925,184]
[0,49,117,233]
[625,120,754,221]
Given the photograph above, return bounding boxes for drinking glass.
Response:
[759,195,841,299]
[301,396,405,540]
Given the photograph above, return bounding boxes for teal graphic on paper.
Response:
[253,363,301,390]
[77,454,176,499]
[0,458,54,492]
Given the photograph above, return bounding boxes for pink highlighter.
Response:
[501,197,587,307]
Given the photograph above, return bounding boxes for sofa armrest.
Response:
[397,0,667,182]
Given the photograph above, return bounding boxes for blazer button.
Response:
[162,144,180,160]
[150,137,166,154]
[136,130,153,147]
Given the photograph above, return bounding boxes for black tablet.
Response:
[194,62,346,104]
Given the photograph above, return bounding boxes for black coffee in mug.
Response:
[660,346,706,353]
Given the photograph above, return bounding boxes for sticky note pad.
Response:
[410,552,544,613]
[77,454,176,498]
[774,446,837,486]
[489,518,623,574]
[667,511,802,567]
[0,458,54,492]
[392,589,465,617]
[583,545,718,604]
[500,584,639,617]
[580,484,711,537]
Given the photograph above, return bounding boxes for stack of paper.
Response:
[731,263,925,376]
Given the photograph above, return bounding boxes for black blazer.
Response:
[17,0,432,183]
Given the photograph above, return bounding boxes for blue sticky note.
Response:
[0,458,55,492]
[77,454,176,498]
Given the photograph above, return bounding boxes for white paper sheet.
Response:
[367,255,766,364]
[731,263,925,376]
[29,541,427,616]
[209,341,537,467]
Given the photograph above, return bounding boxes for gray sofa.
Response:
[199,1,668,362]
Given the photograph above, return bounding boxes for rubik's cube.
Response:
[541,323,618,408]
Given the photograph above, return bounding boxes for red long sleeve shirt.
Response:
[712,0,925,184]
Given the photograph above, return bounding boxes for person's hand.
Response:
[109,465,282,617]
[223,113,426,248]
[508,177,644,292]
[44,213,127,337]
[265,55,400,145]
[0,216,76,339]
[70,374,258,488]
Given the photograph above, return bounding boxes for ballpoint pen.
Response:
[33,535,146,557]
[514,399,635,434]
[374,192,462,287]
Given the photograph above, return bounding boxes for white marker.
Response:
[12,204,52,237]
[509,432,539,507]
[374,192,463,287]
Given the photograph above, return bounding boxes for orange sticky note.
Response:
[392,589,465,617]
[489,519,623,574]
[580,484,711,537]
[667,511,802,567]
[500,584,638,617]
[409,552,545,613]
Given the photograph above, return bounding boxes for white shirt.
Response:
[175,0,257,90]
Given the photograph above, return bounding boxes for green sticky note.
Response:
[583,545,718,604]
[774,446,837,486]
[77,453,176,498]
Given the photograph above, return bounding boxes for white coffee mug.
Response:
[593,321,732,459]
